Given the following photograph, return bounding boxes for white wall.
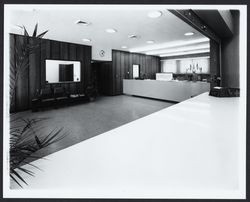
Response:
[45,60,81,83]
[161,57,210,74]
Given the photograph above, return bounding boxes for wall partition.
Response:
[9,34,92,112]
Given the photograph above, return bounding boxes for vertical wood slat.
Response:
[210,40,220,88]
[60,42,69,60]
[124,52,129,79]
[115,51,120,95]
[69,43,77,61]
[9,34,16,112]
[120,52,125,93]
[40,39,49,88]
[85,46,92,88]
[210,40,220,76]
[50,40,60,60]
[139,54,144,77]
[15,35,29,111]
[76,45,84,94]
[29,37,41,105]
[112,50,116,95]
[129,53,133,79]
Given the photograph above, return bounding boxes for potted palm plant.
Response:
[9,24,67,188]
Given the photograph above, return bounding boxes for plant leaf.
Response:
[35,135,42,149]
[23,26,29,36]
[10,168,28,186]
[10,174,23,188]
[17,167,34,177]
[32,23,38,37]
[36,30,48,38]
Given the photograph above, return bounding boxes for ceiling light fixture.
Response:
[146,40,155,44]
[121,46,128,49]
[128,34,140,39]
[75,20,91,26]
[105,28,117,33]
[184,32,194,36]
[82,38,91,42]
[148,11,162,18]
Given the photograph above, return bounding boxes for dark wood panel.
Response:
[76,45,85,93]
[69,43,77,61]
[139,54,144,76]
[115,51,121,94]
[111,50,161,95]
[9,34,16,112]
[60,42,69,60]
[210,40,220,88]
[128,54,133,79]
[40,39,51,87]
[50,40,60,60]
[84,46,92,88]
[15,36,29,111]
[124,52,129,79]
[146,55,152,79]
[120,52,125,91]
[29,37,41,106]
[111,51,115,95]
[98,62,113,95]
[210,40,220,76]
[10,34,92,112]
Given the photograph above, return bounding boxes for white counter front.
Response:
[6,93,245,199]
[123,79,210,102]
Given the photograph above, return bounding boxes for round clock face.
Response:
[99,50,105,57]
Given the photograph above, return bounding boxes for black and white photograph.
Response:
[2,3,247,199]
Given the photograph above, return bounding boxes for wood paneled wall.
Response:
[111,50,161,95]
[10,34,92,112]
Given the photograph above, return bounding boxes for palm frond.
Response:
[23,26,29,36]
[10,168,28,186]
[9,24,62,188]
[32,23,38,37]
[37,30,48,38]
[10,115,67,188]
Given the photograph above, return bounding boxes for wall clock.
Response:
[99,50,105,57]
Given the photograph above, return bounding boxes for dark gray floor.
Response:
[11,95,174,158]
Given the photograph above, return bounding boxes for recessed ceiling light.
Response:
[146,40,155,44]
[121,46,128,49]
[147,11,162,18]
[82,38,91,42]
[105,28,117,33]
[184,32,194,36]
[75,20,91,26]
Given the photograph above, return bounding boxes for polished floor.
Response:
[12,95,174,158]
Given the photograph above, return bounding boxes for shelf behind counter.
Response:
[123,79,210,102]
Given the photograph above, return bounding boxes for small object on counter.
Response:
[209,87,240,97]
[156,73,173,81]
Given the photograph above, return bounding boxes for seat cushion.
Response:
[54,87,66,97]
[40,87,53,99]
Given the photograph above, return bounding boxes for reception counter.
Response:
[123,79,210,102]
[7,93,245,199]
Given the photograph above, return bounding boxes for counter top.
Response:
[6,93,245,199]
[123,79,210,102]
[130,79,208,83]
